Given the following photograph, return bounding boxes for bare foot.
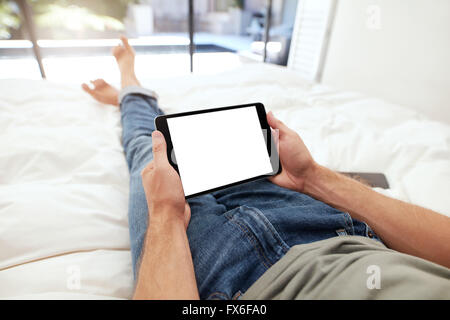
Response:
[81,36,139,105]
[82,79,119,106]
[112,36,140,88]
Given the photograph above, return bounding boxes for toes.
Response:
[112,44,123,57]
[81,83,93,94]
[112,36,134,58]
[120,35,131,50]
[111,46,118,56]
[91,79,106,87]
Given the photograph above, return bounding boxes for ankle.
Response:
[121,72,140,89]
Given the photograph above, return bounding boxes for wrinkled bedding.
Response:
[0,63,449,299]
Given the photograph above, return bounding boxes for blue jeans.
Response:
[120,89,382,300]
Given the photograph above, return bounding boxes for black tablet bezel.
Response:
[155,102,282,199]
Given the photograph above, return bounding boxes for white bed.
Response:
[0,63,449,299]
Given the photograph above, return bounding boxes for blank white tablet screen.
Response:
[167,106,273,197]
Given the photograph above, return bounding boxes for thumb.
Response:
[152,131,168,164]
[267,111,288,136]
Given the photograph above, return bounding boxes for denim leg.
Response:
[211,178,382,246]
[186,199,291,300]
[184,178,383,299]
[119,91,382,296]
[120,92,164,278]
[119,90,236,286]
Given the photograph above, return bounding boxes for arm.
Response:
[267,112,450,268]
[133,131,199,300]
[133,210,198,300]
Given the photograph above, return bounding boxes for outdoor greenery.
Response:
[29,0,135,20]
[0,0,20,39]
[34,4,124,38]
[0,0,137,39]
[232,0,245,9]
[0,0,248,40]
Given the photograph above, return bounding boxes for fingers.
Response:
[268,111,292,139]
[267,111,288,130]
[269,174,284,186]
[271,127,279,151]
[152,131,168,165]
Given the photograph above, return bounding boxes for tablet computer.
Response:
[155,103,281,199]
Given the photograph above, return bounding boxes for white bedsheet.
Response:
[0,63,449,299]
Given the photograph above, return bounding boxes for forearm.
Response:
[304,164,450,268]
[133,211,199,300]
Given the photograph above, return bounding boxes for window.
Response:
[0,0,298,82]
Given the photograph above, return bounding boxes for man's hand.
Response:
[267,111,450,268]
[267,111,317,193]
[141,130,190,229]
[135,132,198,300]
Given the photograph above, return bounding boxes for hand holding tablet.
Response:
[155,103,281,199]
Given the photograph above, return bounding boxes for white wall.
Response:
[321,0,450,123]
